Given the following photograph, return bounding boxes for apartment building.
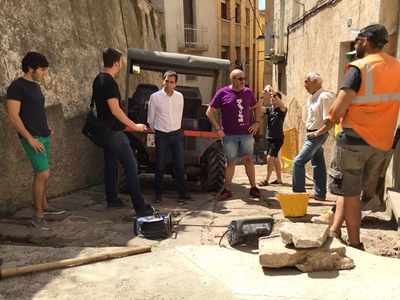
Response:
[216,0,262,94]
[149,0,263,97]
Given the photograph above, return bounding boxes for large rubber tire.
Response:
[200,149,225,192]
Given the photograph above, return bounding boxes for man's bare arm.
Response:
[7,100,45,153]
[307,119,337,139]
[248,104,261,135]
[107,98,146,131]
[331,88,357,118]
[276,97,287,113]
[206,106,224,139]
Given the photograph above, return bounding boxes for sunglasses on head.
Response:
[233,76,246,81]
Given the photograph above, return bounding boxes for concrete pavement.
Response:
[0,164,399,299]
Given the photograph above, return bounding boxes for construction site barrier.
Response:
[281,127,299,171]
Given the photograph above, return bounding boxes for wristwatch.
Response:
[314,131,318,138]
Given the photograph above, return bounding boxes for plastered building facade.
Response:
[265,0,400,205]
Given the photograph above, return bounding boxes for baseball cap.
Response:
[345,50,356,60]
[353,24,388,47]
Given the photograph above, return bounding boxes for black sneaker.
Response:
[155,195,163,203]
[136,204,156,216]
[179,193,195,201]
[107,199,128,210]
[310,193,326,201]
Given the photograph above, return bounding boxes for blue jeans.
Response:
[103,131,144,211]
[155,130,187,197]
[222,134,254,162]
[292,133,328,198]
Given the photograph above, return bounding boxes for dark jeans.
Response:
[155,130,187,197]
[103,131,144,211]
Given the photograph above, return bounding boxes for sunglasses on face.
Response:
[355,36,365,43]
[233,76,246,81]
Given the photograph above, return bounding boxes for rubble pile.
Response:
[259,222,355,272]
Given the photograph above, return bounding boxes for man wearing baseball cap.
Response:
[353,23,389,48]
[315,23,400,250]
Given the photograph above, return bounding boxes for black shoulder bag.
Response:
[81,98,113,148]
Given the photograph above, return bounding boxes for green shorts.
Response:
[328,131,386,197]
[20,135,51,174]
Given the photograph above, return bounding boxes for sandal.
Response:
[258,180,269,186]
[270,180,283,185]
[329,229,346,244]
[329,229,342,239]
[348,242,365,251]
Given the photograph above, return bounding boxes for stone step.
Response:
[387,188,400,231]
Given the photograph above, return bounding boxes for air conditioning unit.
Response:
[271,53,286,64]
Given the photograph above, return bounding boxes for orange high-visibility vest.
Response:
[342,52,400,150]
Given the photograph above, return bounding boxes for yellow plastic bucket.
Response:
[276,193,310,217]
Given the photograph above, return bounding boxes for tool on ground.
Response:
[219,217,275,246]
[362,126,400,218]
[134,212,172,239]
[0,246,151,279]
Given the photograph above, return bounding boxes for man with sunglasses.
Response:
[206,69,263,200]
[323,24,400,250]
[148,70,194,203]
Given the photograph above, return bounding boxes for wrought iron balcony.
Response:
[179,24,209,52]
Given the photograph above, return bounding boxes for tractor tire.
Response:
[200,149,225,192]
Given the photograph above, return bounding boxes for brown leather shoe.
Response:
[310,193,326,201]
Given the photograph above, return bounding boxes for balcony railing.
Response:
[181,24,209,51]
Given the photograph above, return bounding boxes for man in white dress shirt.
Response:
[148,70,194,203]
[292,72,334,201]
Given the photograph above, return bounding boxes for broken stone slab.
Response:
[295,248,355,272]
[279,222,329,248]
[0,223,55,240]
[259,235,354,272]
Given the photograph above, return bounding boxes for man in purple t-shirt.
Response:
[206,69,263,200]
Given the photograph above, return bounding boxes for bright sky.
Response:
[259,0,265,10]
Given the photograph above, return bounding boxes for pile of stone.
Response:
[259,222,355,272]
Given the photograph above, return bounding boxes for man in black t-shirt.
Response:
[258,86,287,186]
[7,52,65,230]
[92,48,155,215]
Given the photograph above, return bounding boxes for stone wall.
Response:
[0,0,163,211]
